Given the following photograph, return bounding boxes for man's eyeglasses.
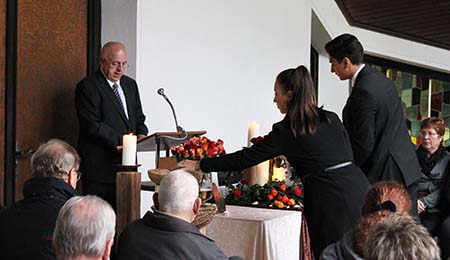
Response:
[109,61,129,69]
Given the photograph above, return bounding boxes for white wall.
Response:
[136,0,311,152]
[311,11,349,116]
[101,0,138,78]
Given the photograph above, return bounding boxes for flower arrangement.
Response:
[170,136,226,160]
[226,180,304,209]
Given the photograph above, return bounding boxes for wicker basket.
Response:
[193,204,217,229]
[147,169,170,185]
[148,168,204,184]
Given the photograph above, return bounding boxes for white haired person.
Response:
[0,139,79,259]
[53,195,116,260]
[117,169,235,260]
[365,214,440,260]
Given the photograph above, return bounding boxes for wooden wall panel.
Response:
[335,0,450,50]
[0,0,6,205]
[15,0,87,199]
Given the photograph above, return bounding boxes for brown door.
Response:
[11,0,88,201]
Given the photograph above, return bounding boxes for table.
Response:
[206,205,302,260]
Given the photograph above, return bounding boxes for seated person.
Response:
[438,163,450,259]
[364,214,440,260]
[416,117,450,234]
[53,195,116,260]
[0,139,79,260]
[117,169,231,260]
[320,181,411,260]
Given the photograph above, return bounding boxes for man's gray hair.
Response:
[158,169,199,214]
[53,195,116,259]
[364,214,440,260]
[31,139,80,178]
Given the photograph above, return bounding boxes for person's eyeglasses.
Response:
[419,131,439,138]
[109,61,129,69]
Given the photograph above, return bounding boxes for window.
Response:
[366,55,450,145]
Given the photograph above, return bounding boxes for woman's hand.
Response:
[177,159,200,171]
[417,199,426,214]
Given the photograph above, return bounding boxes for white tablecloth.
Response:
[206,205,302,260]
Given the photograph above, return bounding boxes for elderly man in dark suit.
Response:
[75,41,148,209]
[325,33,421,215]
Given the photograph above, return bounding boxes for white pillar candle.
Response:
[249,160,269,186]
[256,160,269,185]
[122,134,137,166]
[247,122,260,147]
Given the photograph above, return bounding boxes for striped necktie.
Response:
[112,83,125,112]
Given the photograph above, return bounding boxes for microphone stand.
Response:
[157,88,188,142]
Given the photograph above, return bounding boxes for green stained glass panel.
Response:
[431,79,443,94]
[405,105,418,121]
[420,89,429,116]
[402,89,412,107]
[402,72,413,90]
[443,104,450,117]
[444,81,450,91]
[411,120,422,137]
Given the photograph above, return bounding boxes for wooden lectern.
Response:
[137,130,206,168]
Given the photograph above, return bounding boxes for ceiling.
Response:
[335,0,450,51]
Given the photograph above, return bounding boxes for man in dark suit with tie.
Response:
[325,34,421,215]
[75,42,148,209]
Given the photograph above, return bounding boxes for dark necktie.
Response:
[113,83,125,112]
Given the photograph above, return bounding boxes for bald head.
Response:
[100,41,128,82]
[158,170,200,217]
[100,42,126,60]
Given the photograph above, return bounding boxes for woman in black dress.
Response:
[180,65,371,257]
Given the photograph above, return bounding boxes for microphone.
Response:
[157,88,185,133]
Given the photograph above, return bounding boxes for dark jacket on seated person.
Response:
[438,163,450,259]
[117,211,228,260]
[320,230,363,260]
[0,177,77,260]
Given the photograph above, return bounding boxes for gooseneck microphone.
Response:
[157,88,185,133]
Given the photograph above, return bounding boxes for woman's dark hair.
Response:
[276,65,320,136]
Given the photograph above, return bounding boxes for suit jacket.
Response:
[116,211,228,260]
[343,65,421,186]
[75,70,148,183]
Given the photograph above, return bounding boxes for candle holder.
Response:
[117,164,142,172]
